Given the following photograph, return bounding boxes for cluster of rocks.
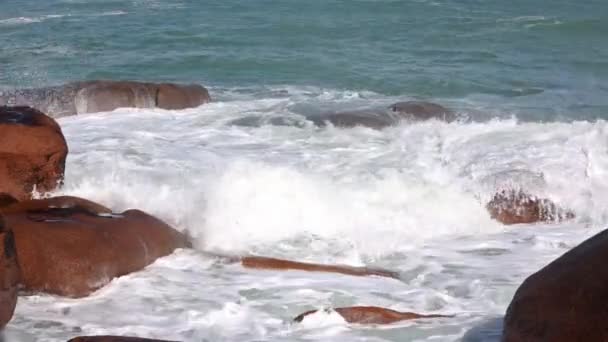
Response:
[0,81,592,341]
[0,81,211,118]
[1,80,456,129]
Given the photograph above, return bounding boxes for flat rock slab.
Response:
[2,196,190,297]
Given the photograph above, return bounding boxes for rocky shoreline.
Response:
[0,83,588,341]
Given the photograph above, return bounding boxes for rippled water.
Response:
[1,0,608,119]
[2,0,608,341]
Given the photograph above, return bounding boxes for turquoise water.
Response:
[1,0,607,120]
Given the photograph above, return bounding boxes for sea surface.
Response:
[1,0,608,341]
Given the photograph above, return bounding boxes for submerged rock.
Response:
[486,190,574,225]
[68,337,179,342]
[229,115,306,128]
[0,216,20,329]
[307,101,455,129]
[502,229,608,341]
[1,196,190,297]
[0,106,68,200]
[240,256,400,279]
[294,306,449,324]
[307,110,394,129]
[389,101,456,122]
[0,81,211,118]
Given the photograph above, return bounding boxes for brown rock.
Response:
[0,193,18,208]
[156,83,210,110]
[241,256,399,279]
[389,101,455,122]
[486,190,574,225]
[0,216,20,329]
[294,306,449,324]
[2,197,190,297]
[0,195,111,215]
[502,229,608,341]
[74,81,157,114]
[0,106,68,201]
[68,337,179,342]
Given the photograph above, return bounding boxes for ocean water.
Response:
[1,0,608,341]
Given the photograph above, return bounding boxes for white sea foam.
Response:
[0,14,67,26]
[0,17,42,26]
[0,12,125,28]
[96,11,128,17]
[6,91,608,341]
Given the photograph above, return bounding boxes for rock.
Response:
[294,306,449,324]
[0,193,18,208]
[307,101,455,130]
[0,106,68,200]
[68,337,179,342]
[486,190,574,225]
[229,115,305,128]
[389,101,455,122]
[73,81,156,114]
[0,216,20,329]
[1,196,190,297]
[0,196,111,215]
[502,229,608,341]
[0,84,84,118]
[307,111,394,129]
[240,256,400,279]
[155,83,210,110]
[0,81,211,118]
